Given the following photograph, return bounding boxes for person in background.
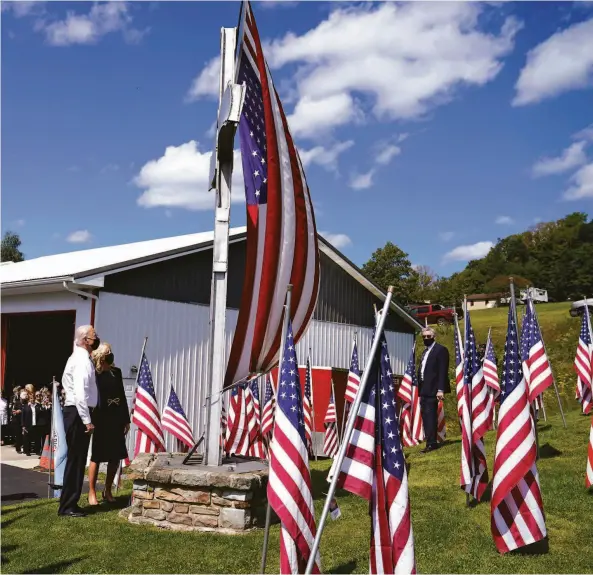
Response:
[37,389,52,451]
[25,384,36,402]
[22,392,42,456]
[58,325,100,518]
[417,327,450,453]
[88,343,130,505]
[11,389,27,454]
[1,392,8,446]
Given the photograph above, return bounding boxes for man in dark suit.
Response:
[417,327,450,453]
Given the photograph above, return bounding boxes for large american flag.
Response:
[261,373,275,437]
[224,0,320,389]
[397,344,422,447]
[304,356,314,452]
[574,306,593,415]
[521,298,554,406]
[483,327,501,430]
[247,378,266,459]
[454,314,465,428]
[461,312,489,501]
[131,353,165,458]
[344,340,361,404]
[267,319,321,574]
[491,299,547,553]
[162,385,194,449]
[338,331,416,573]
[225,384,249,456]
[323,389,338,458]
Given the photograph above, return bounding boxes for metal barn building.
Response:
[1,227,421,454]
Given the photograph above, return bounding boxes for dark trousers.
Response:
[58,406,91,515]
[420,396,438,448]
[23,426,42,455]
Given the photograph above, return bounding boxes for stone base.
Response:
[119,452,271,533]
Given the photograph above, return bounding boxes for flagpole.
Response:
[304,287,395,575]
[309,347,318,462]
[260,285,292,574]
[531,295,567,428]
[463,295,471,509]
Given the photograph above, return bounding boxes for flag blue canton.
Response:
[485,336,497,363]
[351,343,360,375]
[378,335,405,481]
[250,379,260,402]
[238,53,268,206]
[520,303,533,361]
[463,315,480,384]
[581,310,592,345]
[139,355,157,397]
[501,304,523,403]
[454,323,463,365]
[278,320,306,442]
[264,376,273,403]
[404,345,417,385]
[305,357,312,400]
[167,387,187,419]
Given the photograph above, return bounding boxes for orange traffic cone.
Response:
[39,435,53,470]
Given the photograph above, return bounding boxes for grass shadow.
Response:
[538,443,562,459]
[1,493,40,503]
[510,536,549,555]
[536,424,552,432]
[1,544,18,565]
[27,557,86,574]
[332,560,358,574]
[0,515,26,529]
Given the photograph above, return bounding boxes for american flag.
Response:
[397,344,422,447]
[461,312,489,501]
[225,384,249,456]
[344,340,361,404]
[574,306,593,415]
[220,392,228,448]
[521,298,554,406]
[131,353,165,458]
[304,356,314,452]
[247,378,266,459]
[261,373,275,437]
[491,299,547,553]
[454,314,465,427]
[323,389,338,457]
[162,385,194,450]
[338,331,416,573]
[586,416,593,489]
[267,319,321,574]
[483,328,501,423]
[224,0,320,389]
[437,401,447,443]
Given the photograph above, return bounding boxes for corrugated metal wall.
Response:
[95,292,413,453]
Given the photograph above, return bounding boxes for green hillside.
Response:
[418,302,583,420]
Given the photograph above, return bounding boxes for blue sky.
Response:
[2,1,592,276]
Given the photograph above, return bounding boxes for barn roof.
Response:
[1,227,421,330]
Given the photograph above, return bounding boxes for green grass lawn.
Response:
[2,410,592,574]
[426,302,583,416]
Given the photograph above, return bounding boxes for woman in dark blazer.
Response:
[88,343,130,505]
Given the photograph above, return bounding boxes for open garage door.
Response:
[2,311,76,391]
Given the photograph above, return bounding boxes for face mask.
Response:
[423,338,434,347]
[90,337,101,351]
[105,352,114,365]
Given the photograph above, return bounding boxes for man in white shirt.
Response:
[58,325,100,517]
[417,327,450,453]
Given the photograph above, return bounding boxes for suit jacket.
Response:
[417,342,451,397]
[21,403,42,427]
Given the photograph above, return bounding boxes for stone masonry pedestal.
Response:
[119,453,271,534]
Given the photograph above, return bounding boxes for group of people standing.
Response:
[1,384,53,455]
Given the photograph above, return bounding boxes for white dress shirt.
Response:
[29,402,37,426]
[62,345,98,425]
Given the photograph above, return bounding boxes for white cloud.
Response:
[513,17,593,106]
[320,231,352,250]
[189,3,520,140]
[67,230,92,244]
[186,56,220,102]
[573,123,593,142]
[1,1,45,18]
[495,215,514,225]
[563,161,593,200]
[299,140,353,172]
[439,231,455,242]
[375,145,401,166]
[349,169,375,190]
[266,3,520,138]
[133,141,245,211]
[443,241,494,263]
[37,2,148,46]
[532,141,588,177]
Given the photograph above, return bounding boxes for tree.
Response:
[408,265,438,303]
[1,231,24,263]
[362,241,415,304]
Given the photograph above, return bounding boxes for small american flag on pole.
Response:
[323,390,338,458]
[261,374,275,438]
[338,331,416,573]
[225,384,249,456]
[247,379,266,459]
[304,356,314,452]
[483,328,500,429]
[224,0,320,389]
[454,314,465,428]
[491,298,547,553]
[267,319,321,574]
[574,306,593,415]
[344,340,361,404]
[131,354,165,458]
[397,344,421,448]
[162,386,194,450]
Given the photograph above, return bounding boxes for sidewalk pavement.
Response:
[1,445,42,470]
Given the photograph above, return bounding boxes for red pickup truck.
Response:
[407,304,461,326]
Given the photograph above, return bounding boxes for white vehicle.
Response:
[520,287,548,303]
